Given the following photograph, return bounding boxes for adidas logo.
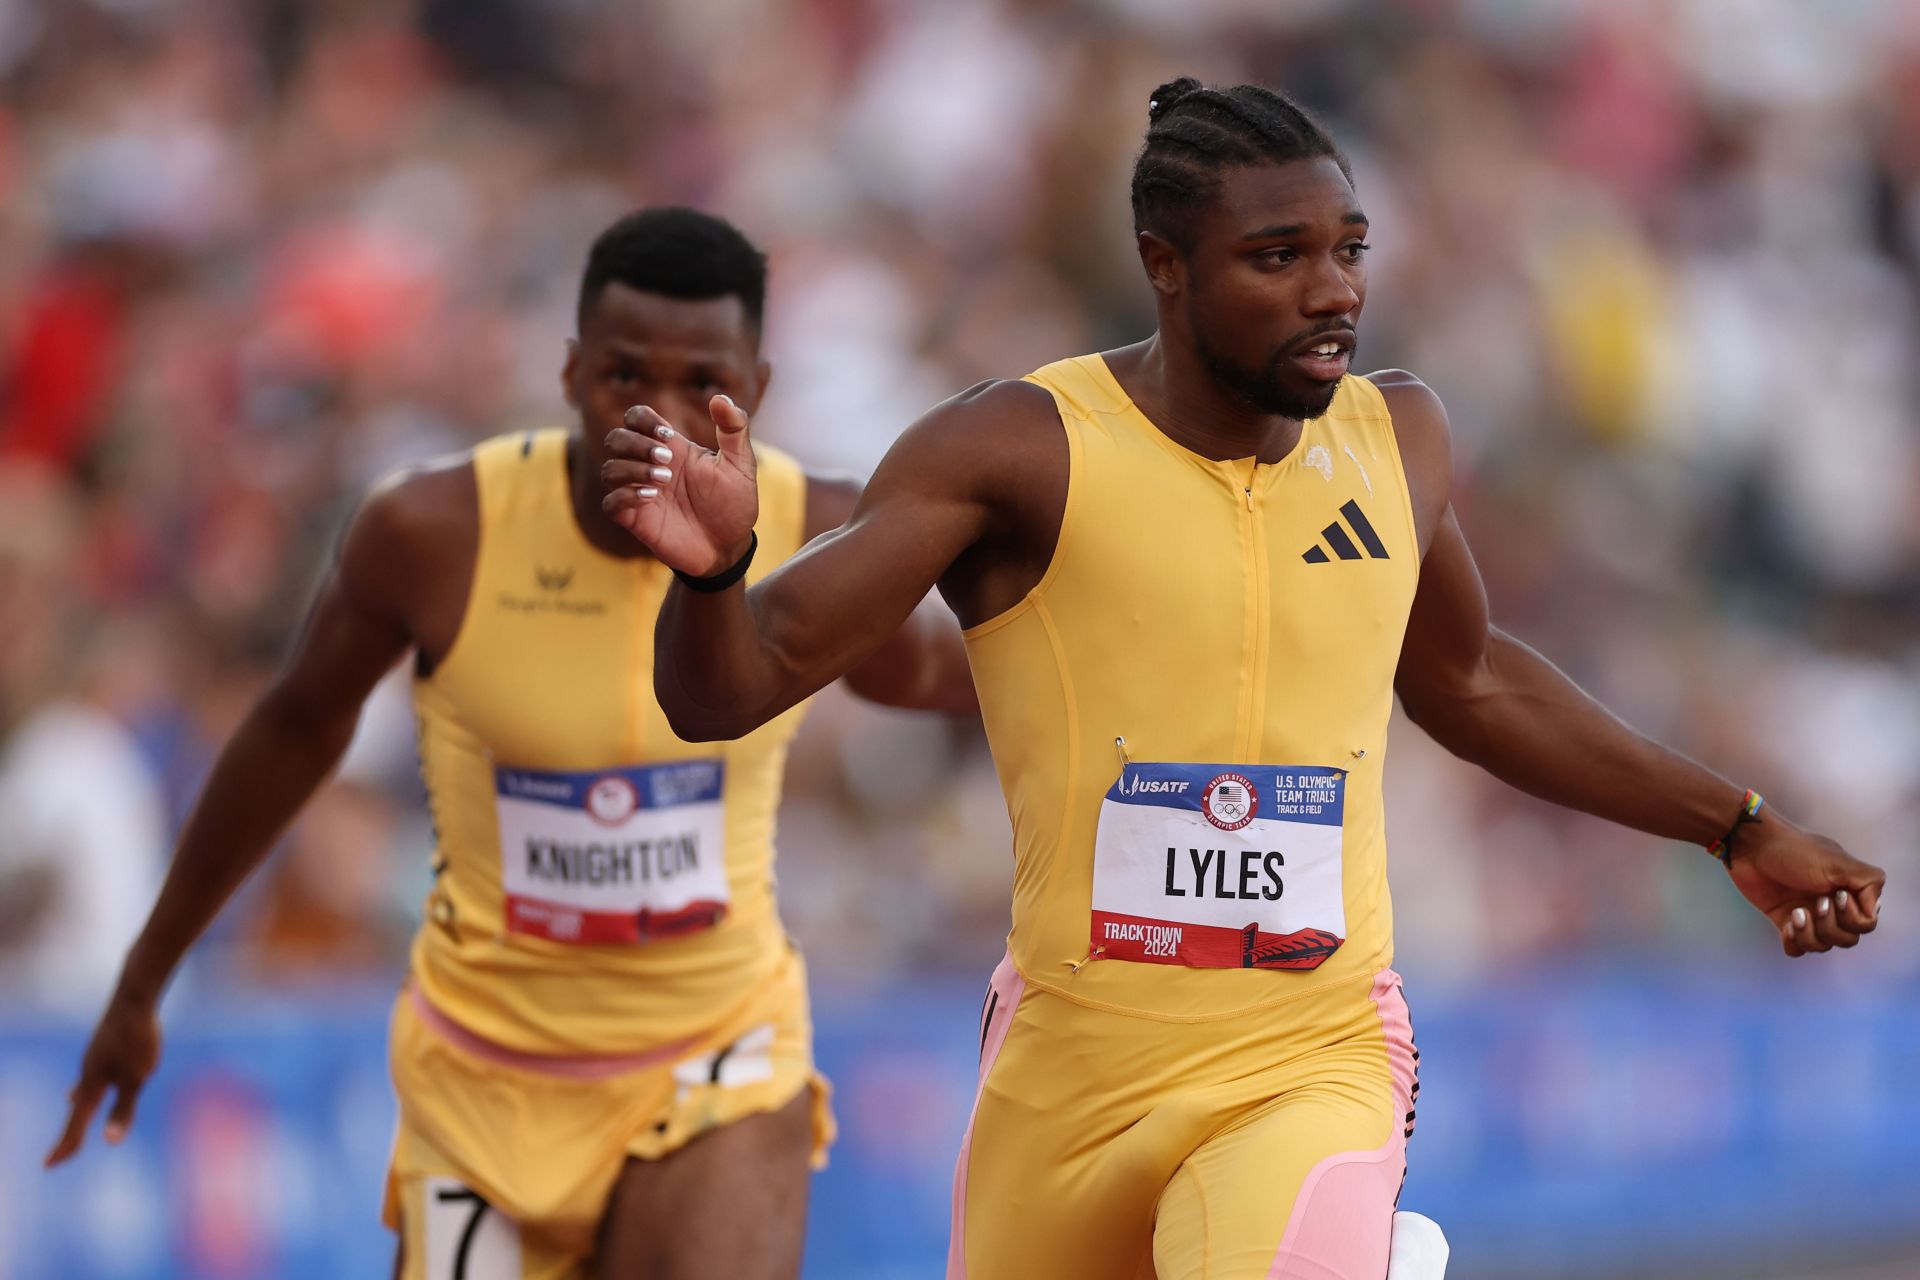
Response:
[1301,500,1389,564]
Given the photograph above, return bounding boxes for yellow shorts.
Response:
[949,955,1418,1280]
[384,945,833,1280]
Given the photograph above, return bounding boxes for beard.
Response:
[1193,325,1347,422]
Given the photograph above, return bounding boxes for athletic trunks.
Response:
[385,943,832,1280]
[951,955,1416,1278]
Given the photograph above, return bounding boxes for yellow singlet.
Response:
[963,355,1420,1020]
[948,356,1425,1280]
[408,427,809,1056]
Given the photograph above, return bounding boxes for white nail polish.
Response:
[651,467,671,483]
[1817,897,1830,917]
[639,487,658,498]
[655,426,674,440]
[1837,891,1850,908]
[653,446,672,464]
[1792,908,1808,929]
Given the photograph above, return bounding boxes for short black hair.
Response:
[577,207,768,332]
[1130,78,1351,251]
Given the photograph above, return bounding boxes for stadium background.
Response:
[2,0,1917,1275]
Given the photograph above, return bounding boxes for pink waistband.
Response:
[407,983,698,1081]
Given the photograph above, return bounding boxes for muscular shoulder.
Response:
[796,382,1060,538]
[1364,369,1453,548]
[888,378,1063,499]
[1365,369,1447,437]
[339,452,477,620]
[926,376,1062,431]
[353,453,476,560]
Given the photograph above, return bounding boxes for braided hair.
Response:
[1130,78,1351,251]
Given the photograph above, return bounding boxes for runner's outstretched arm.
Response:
[44,468,459,1167]
[602,385,1048,740]
[801,476,978,715]
[1384,375,1884,958]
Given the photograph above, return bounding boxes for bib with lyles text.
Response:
[1090,762,1346,969]
[495,759,728,944]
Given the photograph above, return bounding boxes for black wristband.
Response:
[673,532,756,593]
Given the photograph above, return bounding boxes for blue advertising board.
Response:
[5,965,1916,1278]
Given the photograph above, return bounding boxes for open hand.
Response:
[601,395,758,578]
[1727,815,1884,957]
[45,991,161,1167]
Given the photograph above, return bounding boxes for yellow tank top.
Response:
[408,427,809,1055]
[965,356,1419,1021]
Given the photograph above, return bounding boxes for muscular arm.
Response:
[116,469,472,1002]
[1380,372,1883,953]
[610,380,1061,742]
[1396,509,1746,843]
[800,476,977,715]
[117,575,404,1002]
[46,462,475,1167]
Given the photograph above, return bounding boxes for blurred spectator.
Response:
[0,0,1913,988]
[0,462,165,1010]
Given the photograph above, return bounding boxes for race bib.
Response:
[1090,762,1346,970]
[495,760,727,945]
[421,1179,519,1280]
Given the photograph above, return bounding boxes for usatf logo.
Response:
[1202,773,1257,831]
[536,565,575,591]
[1302,500,1390,564]
[1120,774,1188,797]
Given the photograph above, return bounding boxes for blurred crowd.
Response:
[2,0,1917,1012]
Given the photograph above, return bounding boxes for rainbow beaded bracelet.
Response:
[1707,789,1765,867]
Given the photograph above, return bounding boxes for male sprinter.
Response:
[601,82,1888,1279]
[46,208,975,1279]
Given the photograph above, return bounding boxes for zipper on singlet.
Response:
[1239,461,1273,760]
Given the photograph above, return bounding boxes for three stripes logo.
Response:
[1302,500,1390,564]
